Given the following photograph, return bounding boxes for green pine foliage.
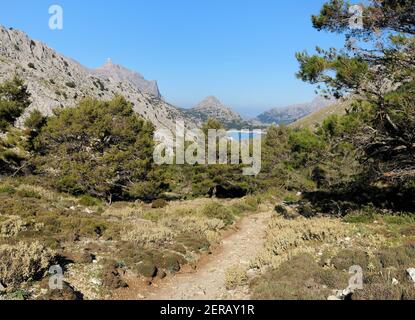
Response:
[0,75,31,132]
[33,95,161,202]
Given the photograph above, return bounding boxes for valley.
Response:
[0,0,414,302]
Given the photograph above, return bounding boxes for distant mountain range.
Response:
[255,96,336,125]
[0,25,338,131]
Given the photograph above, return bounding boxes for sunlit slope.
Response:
[290,100,349,129]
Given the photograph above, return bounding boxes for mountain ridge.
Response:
[0,25,337,131]
[0,25,191,131]
[89,58,161,98]
[255,96,336,125]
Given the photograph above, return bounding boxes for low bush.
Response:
[151,199,168,209]
[0,242,56,291]
[251,254,336,300]
[225,266,248,290]
[201,203,235,226]
[101,260,128,289]
[39,281,83,300]
[78,195,101,207]
[65,81,76,88]
[16,189,41,199]
[331,249,370,271]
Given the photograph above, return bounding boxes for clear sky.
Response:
[0,0,344,117]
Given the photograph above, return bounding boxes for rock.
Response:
[327,295,341,301]
[90,278,102,286]
[246,269,259,279]
[196,290,206,296]
[331,287,354,300]
[342,288,353,297]
[407,268,415,284]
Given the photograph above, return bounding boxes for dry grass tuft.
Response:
[251,216,352,269]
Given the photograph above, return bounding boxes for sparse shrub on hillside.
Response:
[251,254,341,300]
[251,216,350,269]
[201,202,235,226]
[331,249,370,271]
[38,281,83,300]
[101,260,128,289]
[24,110,47,150]
[225,266,248,290]
[16,188,41,199]
[0,75,31,132]
[78,195,101,207]
[232,196,261,213]
[136,261,158,278]
[0,242,56,291]
[0,215,26,238]
[65,81,76,88]
[151,199,168,209]
[298,202,317,218]
[121,222,174,247]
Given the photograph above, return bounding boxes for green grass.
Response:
[78,195,102,207]
[343,213,375,224]
[0,185,16,194]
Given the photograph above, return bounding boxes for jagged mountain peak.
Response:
[181,96,248,129]
[90,59,160,98]
[195,96,223,109]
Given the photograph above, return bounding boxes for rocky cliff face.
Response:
[89,59,161,98]
[0,25,192,130]
[256,96,336,125]
[182,96,247,129]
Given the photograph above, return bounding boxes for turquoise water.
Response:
[227,131,264,140]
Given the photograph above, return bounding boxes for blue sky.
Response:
[0,0,345,116]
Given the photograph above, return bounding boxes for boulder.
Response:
[407,268,415,285]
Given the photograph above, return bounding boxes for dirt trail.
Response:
[146,211,272,300]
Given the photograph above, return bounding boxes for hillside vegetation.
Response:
[0,0,414,300]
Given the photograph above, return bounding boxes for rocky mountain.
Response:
[256,96,336,125]
[0,25,192,131]
[90,59,161,98]
[182,96,248,129]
